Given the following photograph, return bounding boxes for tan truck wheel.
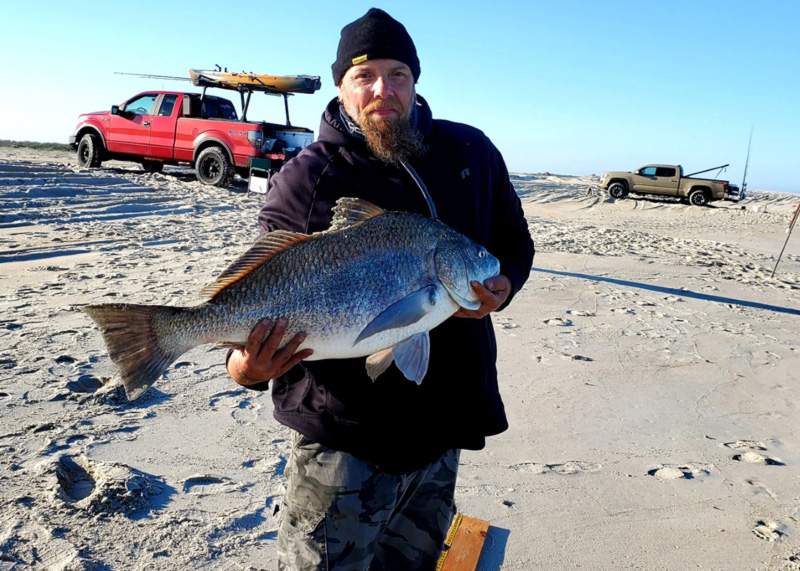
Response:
[688,189,709,206]
[608,182,627,199]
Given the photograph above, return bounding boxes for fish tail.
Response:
[82,303,191,400]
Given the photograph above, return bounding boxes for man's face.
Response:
[338,59,415,127]
[337,58,425,165]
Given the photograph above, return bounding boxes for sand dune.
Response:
[1,149,798,570]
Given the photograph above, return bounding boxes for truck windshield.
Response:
[125,94,158,116]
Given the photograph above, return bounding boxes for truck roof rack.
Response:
[115,67,322,124]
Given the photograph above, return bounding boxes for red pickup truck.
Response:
[69,90,314,186]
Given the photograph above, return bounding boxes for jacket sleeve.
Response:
[486,139,535,310]
[257,148,333,235]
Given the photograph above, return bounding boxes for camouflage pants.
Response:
[276,430,460,571]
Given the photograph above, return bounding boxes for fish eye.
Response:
[478,249,486,258]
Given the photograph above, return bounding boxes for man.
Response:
[227,8,534,570]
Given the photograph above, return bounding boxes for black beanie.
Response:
[332,8,420,86]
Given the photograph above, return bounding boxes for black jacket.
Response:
[252,96,534,473]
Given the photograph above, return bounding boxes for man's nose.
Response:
[373,75,391,98]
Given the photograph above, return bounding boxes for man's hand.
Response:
[228,318,313,386]
[454,275,511,319]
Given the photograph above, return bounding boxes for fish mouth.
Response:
[445,269,500,311]
[449,287,481,311]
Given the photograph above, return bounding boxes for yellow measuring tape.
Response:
[435,513,464,571]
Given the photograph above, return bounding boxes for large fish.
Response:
[83,198,500,400]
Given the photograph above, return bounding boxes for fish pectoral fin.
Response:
[392,333,430,385]
[199,230,310,299]
[214,342,244,350]
[355,285,437,344]
[365,348,395,381]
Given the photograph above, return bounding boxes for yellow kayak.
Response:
[189,69,321,94]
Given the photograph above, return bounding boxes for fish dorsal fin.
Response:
[328,198,386,232]
[199,230,310,298]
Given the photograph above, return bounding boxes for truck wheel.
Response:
[141,160,164,173]
[196,147,233,186]
[608,182,627,199]
[77,133,103,168]
[688,189,709,206]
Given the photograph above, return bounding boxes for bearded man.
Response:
[226,8,534,570]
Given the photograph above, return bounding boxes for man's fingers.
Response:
[472,281,497,304]
[258,318,287,358]
[274,332,308,361]
[246,318,274,353]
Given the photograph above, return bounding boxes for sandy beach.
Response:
[1,148,798,570]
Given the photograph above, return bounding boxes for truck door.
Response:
[148,94,179,159]
[652,167,680,195]
[631,166,657,192]
[107,93,158,155]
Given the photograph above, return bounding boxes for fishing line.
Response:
[400,160,438,220]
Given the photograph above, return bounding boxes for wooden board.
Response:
[436,514,490,571]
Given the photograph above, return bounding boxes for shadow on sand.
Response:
[476,526,511,570]
[533,267,800,316]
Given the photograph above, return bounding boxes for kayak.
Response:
[189,69,321,94]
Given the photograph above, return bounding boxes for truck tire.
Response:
[608,182,627,199]
[688,189,709,206]
[196,147,233,186]
[141,160,164,173]
[77,133,103,168]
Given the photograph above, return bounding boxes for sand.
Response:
[1,149,798,570]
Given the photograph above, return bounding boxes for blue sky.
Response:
[2,0,797,192]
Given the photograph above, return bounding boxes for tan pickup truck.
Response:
[599,164,742,205]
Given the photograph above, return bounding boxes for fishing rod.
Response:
[114,64,229,82]
[114,71,190,82]
[771,199,800,279]
[741,126,753,194]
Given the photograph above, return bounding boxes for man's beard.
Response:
[349,97,427,166]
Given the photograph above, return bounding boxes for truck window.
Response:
[157,95,178,117]
[640,167,657,176]
[124,94,158,116]
[200,98,238,120]
[218,99,238,120]
[655,167,676,177]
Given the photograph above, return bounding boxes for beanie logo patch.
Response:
[352,54,368,65]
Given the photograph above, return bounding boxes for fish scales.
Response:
[83,198,500,400]
[210,214,435,343]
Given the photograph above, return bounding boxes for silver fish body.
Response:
[83,198,500,400]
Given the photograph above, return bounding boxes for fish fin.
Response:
[365,348,395,381]
[199,231,310,298]
[215,342,244,350]
[392,333,430,384]
[327,198,386,232]
[355,285,437,344]
[82,304,191,400]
